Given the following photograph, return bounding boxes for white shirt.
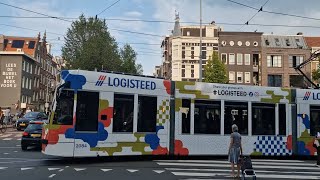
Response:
[4,109,10,117]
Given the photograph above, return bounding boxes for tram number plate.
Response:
[76,144,88,148]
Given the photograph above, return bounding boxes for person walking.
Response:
[4,107,10,124]
[0,107,4,124]
[228,124,243,178]
[315,131,320,166]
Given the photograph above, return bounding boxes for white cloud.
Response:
[124,11,143,17]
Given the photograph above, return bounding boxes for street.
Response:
[1,129,320,180]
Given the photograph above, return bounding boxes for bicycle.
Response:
[0,121,7,133]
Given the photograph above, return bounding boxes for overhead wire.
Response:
[226,0,320,21]
[239,0,269,30]
[97,0,121,16]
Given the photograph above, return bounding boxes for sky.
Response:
[0,0,320,75]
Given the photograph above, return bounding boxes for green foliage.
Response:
[62,14,143,74]
[120,44,143,75]
[204,51,228,83]
[312,69,320,82]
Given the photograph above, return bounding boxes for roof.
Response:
[262,35,308,49]
[304,37,320,47]
[3,36,38,57]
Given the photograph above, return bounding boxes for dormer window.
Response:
[275,38,280,46]
[285,39,290,46]
[295,38,303,48]
[265,39,270,46]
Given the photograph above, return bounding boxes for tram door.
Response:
[74,91,99,157]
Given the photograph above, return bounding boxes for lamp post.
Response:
[199,0,203,82]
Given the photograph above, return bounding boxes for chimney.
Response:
[297,32,303,35]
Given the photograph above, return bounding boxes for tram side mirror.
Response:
[101,115,107,121]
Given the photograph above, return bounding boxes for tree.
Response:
[312,69,320,83]
[62,14,143,74]
[120,44,143,75]
[204,51,228,83]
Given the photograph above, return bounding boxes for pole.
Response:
[45,77,49,114]
[199,0,203,82]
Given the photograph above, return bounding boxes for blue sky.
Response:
[1,0,320,75]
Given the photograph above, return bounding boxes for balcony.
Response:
[253,65,259,72]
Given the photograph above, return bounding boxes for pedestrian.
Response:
[0,107,4,124]
[4,107,10,124]
[228,124,243,178]
[314,131,320,166]
[26,107,31,113]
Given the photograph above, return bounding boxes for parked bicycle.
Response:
[0,121,7,133]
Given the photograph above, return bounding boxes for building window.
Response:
[11,40,25,48]
[237,72,243,83]
[289,55,304,68]
[28,41,35,49]
[289,75,304,88]
[267,55,282,67]
[221,53,227,64]
[252,103,275,135]
[268,75,282,87]
[245,72,250,83]
[22,61,25,71]
[191,70,194,78]
[224,101,248,135]
[229,53,235,65]
[237,54,243,65]
[137,96,157,132]
[245,54,250,65]
[182,69,185,77]
[29,79,32,89]
[22,77,25,88]
[194,100,221,134]
[229,71,235,83]
[275,38,281,46]
[25,78,28,89]
[30,64,33,74]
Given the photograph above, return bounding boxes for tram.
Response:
[41,70,319,157]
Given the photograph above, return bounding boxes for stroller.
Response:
[240,156,256,180]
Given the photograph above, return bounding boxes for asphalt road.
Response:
[1,129,320,180]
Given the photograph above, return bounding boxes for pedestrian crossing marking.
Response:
[3,138,12,140]
[155,159,320,179]
[101,169,112,172]
[127,169,139,173]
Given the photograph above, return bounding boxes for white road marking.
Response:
[157,162,320,170]
[21,167,34,171]
[3,138,13,140]
[127,169,139,173]
[74,168,86,171]
[15,134,21,137]
[48,168,61,171]
[0,167,8,170]
[14,151,18,152]
[16,138,21,141]
[3,153,9,155]
[16,145,21,147]
[59,169,64,172]
[0,147,20,149]
[101,169,112,172]
[0,134,12,138]
[153,170,165,174]
[48,174,56,178]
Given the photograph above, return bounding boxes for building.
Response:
[158,13,222,81]
[0,33,57,113]
[304,37,320,84]
[153,65,161,77]
[261,34,311,88]
[218,32,263,85]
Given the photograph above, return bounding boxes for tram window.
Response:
[252,103,275,135]
[279,104,286,135]
[113,94,134,133]
[224,101,248,135]
[194,100,221,134]
[137,96,157,132]
[182,99,191,134]
[75,91,99,131]
[53,90,74,125]
[310,106,320,136]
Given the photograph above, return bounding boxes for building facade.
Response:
[0,33,57,113]
[159,13,221,81]
[218,32,263,85]
[304,37,320,84]
[261,34,311,88]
